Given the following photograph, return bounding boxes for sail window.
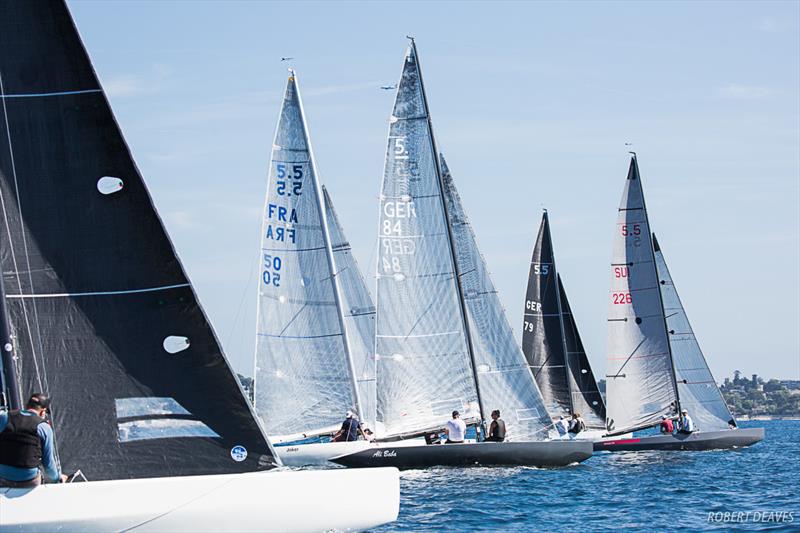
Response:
[163,335,190,354]
[97,176,124,195]
[115,397,190,418]
[393,273,406,282]
[581,368,588,374]
[516,408,541,421]
[118,419,220,442]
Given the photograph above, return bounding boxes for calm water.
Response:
[375,420,799,531]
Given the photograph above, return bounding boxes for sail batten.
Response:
[0,0,277,480]
[605,156,679,435]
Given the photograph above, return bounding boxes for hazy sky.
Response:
[68,1,799,380]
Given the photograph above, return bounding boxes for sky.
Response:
[68,0,799,381]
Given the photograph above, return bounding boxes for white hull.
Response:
[556,429,632,442]
[276,438,426,467]
[0,468,399,532]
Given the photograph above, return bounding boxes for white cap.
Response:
[346,410,355,418]
[681,409,688,413]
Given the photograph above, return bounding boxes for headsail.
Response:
[323,186,377,431]
[558,275,606,428]
[653,234,733,431]
[441,156,552,441]
[0,0,276,480]
[606,156,678,435]
[375,43,478,438]
[522,212,572,419]
[253,73,360,437]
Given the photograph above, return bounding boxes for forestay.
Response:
[375,43,478,438]
[441,156,552,441]
[522,212,572,419]
[323,186,377,431]
[0,0,276,480]
[653,234,733,431]
[254,74,359,437]
[606,156,678,435]
[558,275,606,428]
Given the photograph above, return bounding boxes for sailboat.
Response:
[522,211,607,439]
[251,71,386,466]
[0,2,399,530]
[596,154,764,452]
[332,40,592,469]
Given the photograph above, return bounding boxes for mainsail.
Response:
[653,234,733,431]
[375,42,479,438]
[441,156,552,441]
[253,73,362,437]
[323,186,377,431]
[558,275,606,428]
[606,155,679,435]
[522,212,572,418]
[0,0,276,480]
[522,212,606,428]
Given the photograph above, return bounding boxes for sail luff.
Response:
[0,260,20,409]
[409,39,487,430]
[546,211,576,415]
[292,72,363,421]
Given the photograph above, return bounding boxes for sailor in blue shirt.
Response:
[0,393,67,487]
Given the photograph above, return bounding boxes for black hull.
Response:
[331,440,593,469]
[594,427,764,452]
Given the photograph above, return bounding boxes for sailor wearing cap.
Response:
[332,409,368,442]
[0,393,67,487]
[677,408,695,434]
[444,410,466,444]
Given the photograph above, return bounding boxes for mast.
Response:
[409,38,487,434]
[630,153,682,415]
[0,272,21,410]
[291,70,363,421]
[546,210,575,415]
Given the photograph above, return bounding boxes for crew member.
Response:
[659,415,674,434]
[332,410,366,442]
[444,410,466,444]
[567,412,586,437]
[485,409,506,442]
[555,416,569,437]
[0,393,67,487]
[677,408,694,434]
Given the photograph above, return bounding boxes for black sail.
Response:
[521,212,571,418]
[558,274,606,428]
[0,0,276,480]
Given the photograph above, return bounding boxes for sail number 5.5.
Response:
[275,163,303,197]
[263,254,282,287]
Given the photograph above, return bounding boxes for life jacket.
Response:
[0,410,45,469]
[491,419,506,440]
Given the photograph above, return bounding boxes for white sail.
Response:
[375,43,478,438]
[441,156,553,441]
[606,156,678,435]
[323,186,377,431]
[254,73,359,437]
[653,234,733,431]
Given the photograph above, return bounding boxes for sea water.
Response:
[375,420,799,531]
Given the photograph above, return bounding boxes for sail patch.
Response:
[97,176,124,195]
[163,335,190,354]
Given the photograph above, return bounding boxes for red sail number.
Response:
[614,266,629,278]
[621,224,641,237]
[612,292,632,305]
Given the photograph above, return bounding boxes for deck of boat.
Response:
[593,427,764,452]
[331,440,593,469]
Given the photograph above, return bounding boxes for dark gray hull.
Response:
[331,440,593,469]
[594,427,764,452]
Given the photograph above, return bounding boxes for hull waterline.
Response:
[0,468,400,532]
[593,427,764,452]
[331,440,593,469]
[275,439,422,467]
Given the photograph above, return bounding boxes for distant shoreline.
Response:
[738,415,800,421]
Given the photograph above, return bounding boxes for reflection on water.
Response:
[376,420,797,531]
